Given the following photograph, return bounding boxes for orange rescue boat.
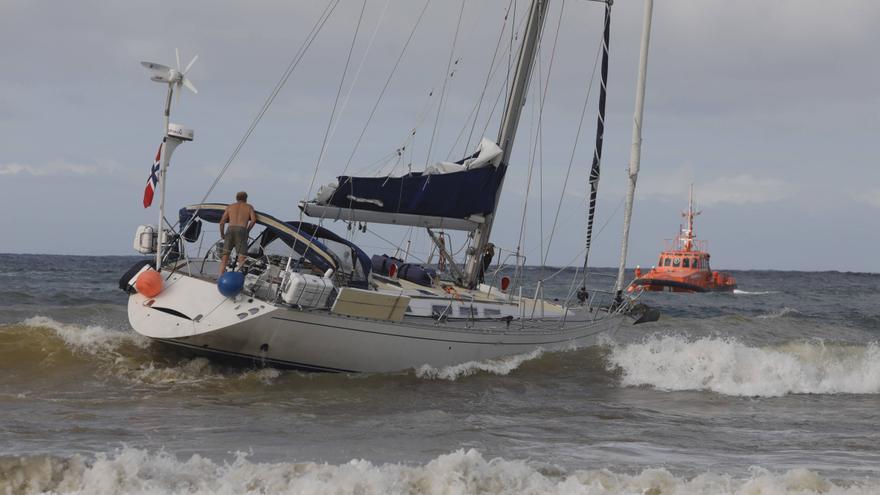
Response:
[629,185,736,293]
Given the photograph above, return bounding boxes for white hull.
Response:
[128,273,623,373]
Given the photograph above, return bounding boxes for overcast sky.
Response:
[1,0,878,272]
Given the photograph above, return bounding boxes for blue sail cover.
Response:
[326,164,507,220]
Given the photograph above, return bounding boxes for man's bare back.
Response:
[218,191,257,275]
[223,202,255,228]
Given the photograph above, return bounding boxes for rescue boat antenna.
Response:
[679,183,701,251]
[614,0,653,296]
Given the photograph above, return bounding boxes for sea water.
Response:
[1,254,879,494]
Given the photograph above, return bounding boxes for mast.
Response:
[464,0,550,288]
[614,0,653,295]
[156,85,173,269]
[582,1,612,285]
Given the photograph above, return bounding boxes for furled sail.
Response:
[300,138,504,231]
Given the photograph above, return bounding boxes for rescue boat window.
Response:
[664,258,671,267]
[672,257,681,266]
[682,258,690,268]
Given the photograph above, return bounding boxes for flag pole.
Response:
[156,82,174,270]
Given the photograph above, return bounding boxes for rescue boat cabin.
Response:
[656,249,709,272]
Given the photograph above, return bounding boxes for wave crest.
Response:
[757,307,801,319]
[2,447,878,495]
[20,315,150,354]
[414,349,543,380]
[3,316,281,388]
[607,334,880,397]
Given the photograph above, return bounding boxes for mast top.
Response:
[679,183,701,251]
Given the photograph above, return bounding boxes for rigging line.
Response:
[515,78,540,271]
[198,0,339,206]
[347,149,398,177]
[480,1,525,142]
[425,0,467,167]
[365,227,427,264]
[542,10,605,265]
[462,0,516,156]
[306,0,368,202]
[535,0,566,271]
[478,70,510,143]
[394,82,443,171]
[304,1,429,260]
[358,84,439,179]
[340,0,433,178]
[524,194,624,280]
[529,0,565,268]
[296,0,368,269]
[324,0,392,156]
[516,0,562,270]
[445,4,524,160]
[444,87,484,162]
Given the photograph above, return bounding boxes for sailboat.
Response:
[119,0,659,373]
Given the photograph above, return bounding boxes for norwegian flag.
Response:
[143,142,163,208]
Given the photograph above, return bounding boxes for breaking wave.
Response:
[19,315,150,353]
[757,307,802,319]
[733,289,777,295]
[607,334,880,397]
[1,447,877,495]
[414,349,544,380]
[1,316,281,388]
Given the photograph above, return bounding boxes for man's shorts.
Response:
[223,226,248,256]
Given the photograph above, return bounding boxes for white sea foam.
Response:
[20,315,149,354]
[414,349,544,381]
[608,334,880,397]
[757,307,801,319]
[2,447,878,495]
[124,358,283,386]
[733,289,777,295]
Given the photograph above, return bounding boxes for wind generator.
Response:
[140,49,197,269]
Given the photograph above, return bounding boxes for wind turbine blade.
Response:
[141,61,172,72]
[175,48,181,71]
[182,78,198,94]
[184,54,199,74]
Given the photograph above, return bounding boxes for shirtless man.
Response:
[218,191,257,275]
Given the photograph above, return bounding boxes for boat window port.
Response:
[682,258,689,268]
[672,258,681,266]
[664,258,671,267]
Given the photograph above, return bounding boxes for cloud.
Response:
[637,166,794,206]
[698,175,794,206]
[856,189,880,208]
[0,160,111,176]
